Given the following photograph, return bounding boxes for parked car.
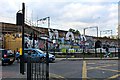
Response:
[0,49,15,66]
[16,48,55,63]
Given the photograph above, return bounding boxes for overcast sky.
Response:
[0,0,119,37]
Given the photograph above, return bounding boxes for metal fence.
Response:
[51,47,118,58]
[27,56,48,80]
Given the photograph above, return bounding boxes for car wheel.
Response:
[50,58,55,63]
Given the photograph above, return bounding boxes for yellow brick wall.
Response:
[4,34,22,52]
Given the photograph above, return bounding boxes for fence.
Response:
[27,56,48,80]
[51,47,118,58]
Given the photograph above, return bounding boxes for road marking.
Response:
[107,74,120,80]
[82,61,87,80]
[87,63,95,64]
[96,68,120,72]
[87,64,117,70]
[49,73,67,79]
[88,66,120,72]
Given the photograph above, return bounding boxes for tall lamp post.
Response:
[37,17,50,80]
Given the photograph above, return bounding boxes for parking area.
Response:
[84,60,120,80]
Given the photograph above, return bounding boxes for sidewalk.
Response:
[56,57,119,61]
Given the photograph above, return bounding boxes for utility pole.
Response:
[21,2,25,74]
[20,2,25,75]
[83,28,86,58]
[46,17,50,80]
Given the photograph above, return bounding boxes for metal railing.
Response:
[50,47,118,59]
[27,56,47,80]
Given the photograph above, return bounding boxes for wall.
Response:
[4,34,22,51]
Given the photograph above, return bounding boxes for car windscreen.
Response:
[7,50,13,54]
[24,50,36,55]
[35,49,45,54]
[24,50,32,54]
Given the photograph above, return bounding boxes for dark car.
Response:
[0,49,15,66]
[16,48,55,63]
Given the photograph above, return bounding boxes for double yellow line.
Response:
[82,61,87,80]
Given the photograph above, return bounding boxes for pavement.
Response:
[55,57,119,61]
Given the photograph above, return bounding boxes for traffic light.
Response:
[16,13,23,26]
[29,33,32,40]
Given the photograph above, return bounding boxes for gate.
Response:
[27,56,47,80]
[26,41,49,80]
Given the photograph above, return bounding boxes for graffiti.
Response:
[48,29,58,40]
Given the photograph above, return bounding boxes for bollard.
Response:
[115,47,117,57]
[100,48,102,59]
[27,56,31,80]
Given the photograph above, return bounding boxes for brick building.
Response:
[0,22,118,51]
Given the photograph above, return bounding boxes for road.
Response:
[50,60,119,80]
[50,60,83,79]
[1,59,120,80]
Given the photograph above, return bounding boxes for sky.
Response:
[0,0,119,37]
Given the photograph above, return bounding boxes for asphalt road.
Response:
[1,59,120,80]
[50,60,119,80]
[50,60,83,79]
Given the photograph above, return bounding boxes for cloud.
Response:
[58,3,105,22]
[0,0,118,36]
